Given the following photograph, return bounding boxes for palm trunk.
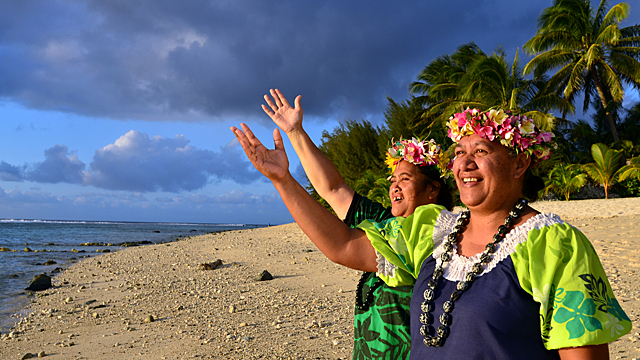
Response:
[591,69,620,142]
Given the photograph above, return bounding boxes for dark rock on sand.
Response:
[255,270,273,281]
[200,259,223,270]
[44,260,57,265]
[50,267,63,274]
[118,240,152,247]
[26,274,52,291]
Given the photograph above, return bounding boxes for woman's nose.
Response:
[456,154,477,170]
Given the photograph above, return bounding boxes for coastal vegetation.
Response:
[311,0,640,204]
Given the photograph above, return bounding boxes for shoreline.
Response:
[1,199,639,359]
[0,223,262,334]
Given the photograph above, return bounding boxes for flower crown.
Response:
[446,108,555,162]
[385,137,451,177]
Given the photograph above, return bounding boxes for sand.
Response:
[1,198,639,360]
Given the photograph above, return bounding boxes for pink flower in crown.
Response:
[498,122,514,145]
[518,136,534,150]
[536,132,554,143]
[473,122,495,141]
[403,139,425,165]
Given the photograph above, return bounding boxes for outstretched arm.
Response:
[230,123,377,272]
[262,89,355,219]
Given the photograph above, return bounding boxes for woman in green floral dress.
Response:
[256,89,452,359]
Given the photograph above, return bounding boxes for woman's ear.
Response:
[429,181,441,199]
[514,153,532,179]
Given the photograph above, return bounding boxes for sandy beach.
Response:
[1,198,639,360]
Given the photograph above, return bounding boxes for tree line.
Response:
[311,0,640,206]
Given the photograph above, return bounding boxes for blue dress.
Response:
[357,204,632,359]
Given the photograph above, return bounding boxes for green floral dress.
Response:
[344,194,445,359]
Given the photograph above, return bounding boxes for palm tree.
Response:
[544,163,588,200]
[524,0,640,143]
[409,43,485,129]
[582,142,640,198]
[410,43,570,131]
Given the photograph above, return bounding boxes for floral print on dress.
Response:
[553,290,603,339]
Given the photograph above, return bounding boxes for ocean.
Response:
[0,219,263,332]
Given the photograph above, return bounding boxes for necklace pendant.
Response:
[421,300,434,312]
[420,312,434,325]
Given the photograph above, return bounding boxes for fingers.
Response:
[261,103,274,117]
[294,95,302,110]
[273,128,285,152]
[240,123,264,149]
[276,89,291,109]
[263,94,277,114]
[230,126,255,160]
[270,89,284,108]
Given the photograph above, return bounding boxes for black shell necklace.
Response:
[356,272,383,311]
[420,198,528,347]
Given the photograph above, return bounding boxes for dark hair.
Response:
[507,150,544,202]
[522,169,544,202]
[418,165,454,211]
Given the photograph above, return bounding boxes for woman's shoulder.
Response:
[514,212,592,251]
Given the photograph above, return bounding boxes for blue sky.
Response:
[0,0,638,224]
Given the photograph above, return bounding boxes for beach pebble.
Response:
[93,312,99,319]
[144,315,154,323]
[65,297,73,303]
[200,259,223,270]
[25,274,52,291]
[43,260,57,265]
[228,305,236,314]
[24,247,33,252]
[20,353,34,359]
[37,351,45,358]
[332,340,341,346]
[239,322,247,327]
[254,270,273,281]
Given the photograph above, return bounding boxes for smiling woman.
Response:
[357,108,631,359]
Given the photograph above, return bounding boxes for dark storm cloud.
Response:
[0,0,569,123]
[0,131,262,192]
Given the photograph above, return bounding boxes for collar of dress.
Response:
[432,211,565,282]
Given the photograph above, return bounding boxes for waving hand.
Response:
[262,89,303,134]
[231,123,289,181]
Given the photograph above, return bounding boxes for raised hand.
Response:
[230,123,290,182]
[262,89,303,134]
